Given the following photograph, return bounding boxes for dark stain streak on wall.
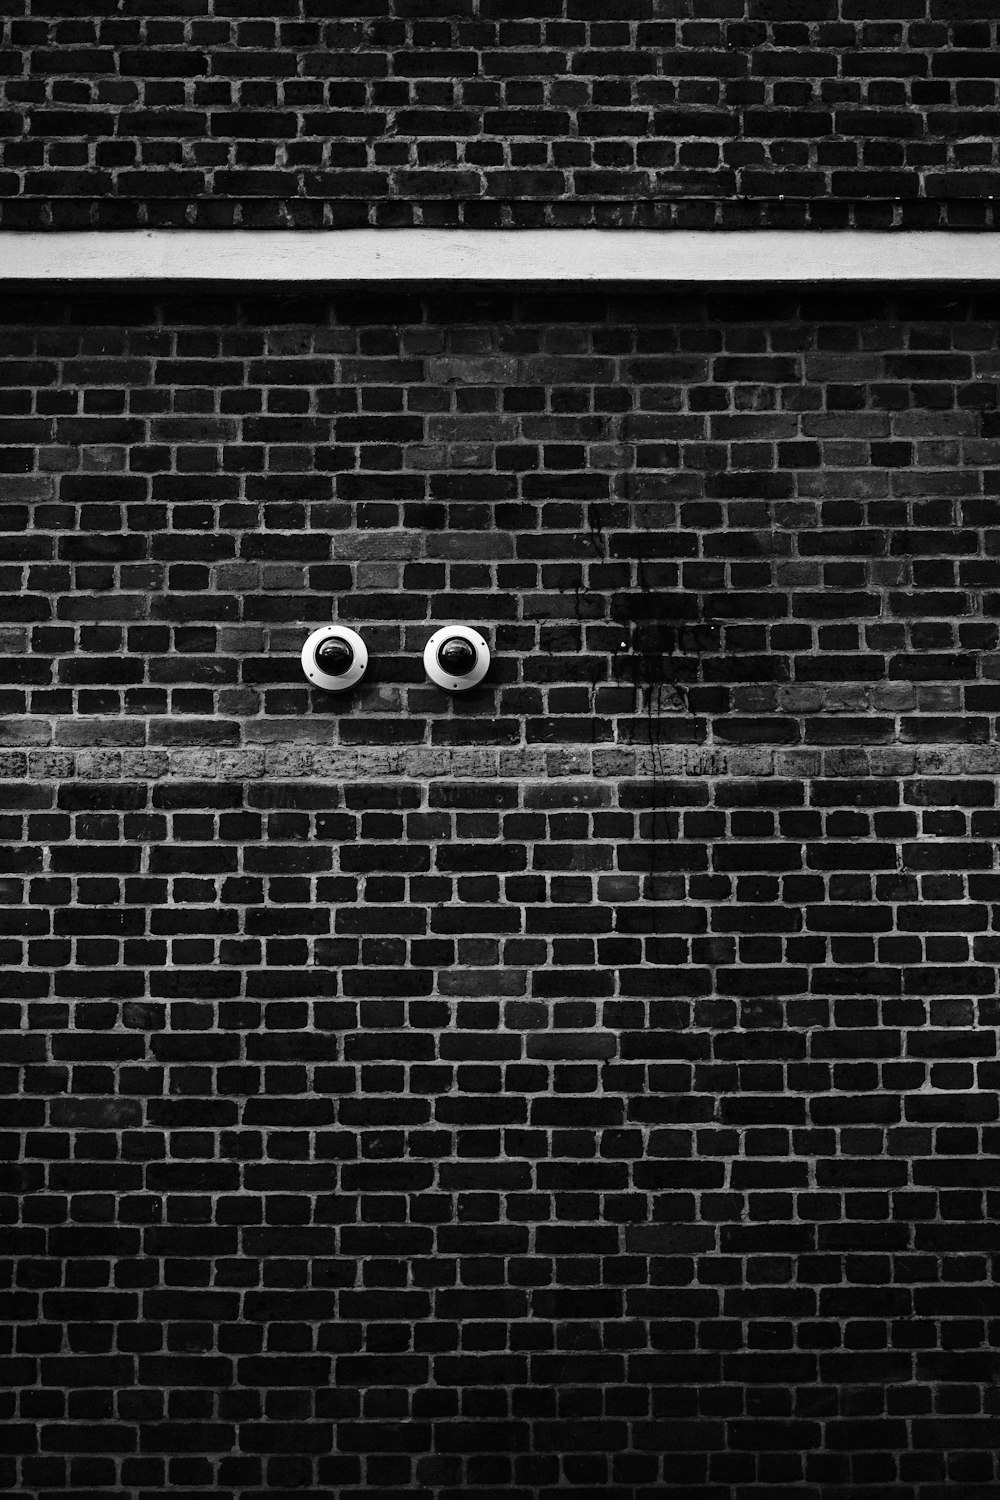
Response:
[559,499,718,870]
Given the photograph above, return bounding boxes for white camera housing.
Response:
[301,625,368,692]
[424,625,490,693]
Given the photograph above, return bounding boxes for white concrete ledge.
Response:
[0,228,998,282]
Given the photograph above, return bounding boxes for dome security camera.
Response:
[424,625,490,692]
[301,625,368,692]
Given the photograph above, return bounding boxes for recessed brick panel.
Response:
[2,286,1000,1496]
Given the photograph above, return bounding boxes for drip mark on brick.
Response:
[555,502,720,878]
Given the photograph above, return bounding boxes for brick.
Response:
[0,17,996,224]
[2,285,999,1496]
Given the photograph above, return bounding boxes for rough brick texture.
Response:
[3,286,1000,1498]
[4,2,1000,230]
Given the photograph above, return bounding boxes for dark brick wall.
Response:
[4,2,1000,230]
[3,286,1000,1498]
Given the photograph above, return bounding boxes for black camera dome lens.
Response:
[437,636,478,676]
[314,635,354,675]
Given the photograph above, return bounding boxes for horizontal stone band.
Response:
[1,744,996,783]
[1,228,999,283]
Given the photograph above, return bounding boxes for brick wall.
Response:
[3,286,1000,1497]
[4,2,1000,230]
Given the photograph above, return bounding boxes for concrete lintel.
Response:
[0,228,998,282]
